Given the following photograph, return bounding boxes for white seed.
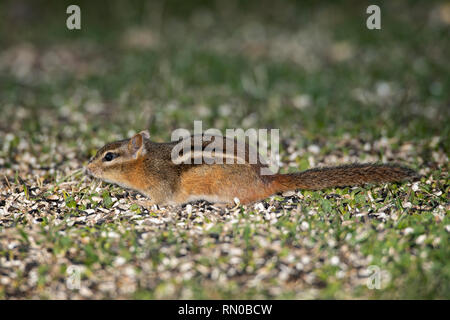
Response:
[403,227,414,235]
[416,235,426,245]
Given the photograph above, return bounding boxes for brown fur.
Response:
[86,131,419,205]
[268,163,419,193]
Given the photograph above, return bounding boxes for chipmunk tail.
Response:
[269,163,420,192]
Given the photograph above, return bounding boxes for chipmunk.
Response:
[86,130,419,206]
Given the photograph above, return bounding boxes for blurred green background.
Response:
[1,0,448,154]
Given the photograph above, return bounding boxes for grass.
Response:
[0,0,449,299]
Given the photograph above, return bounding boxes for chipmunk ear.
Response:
[128,132,147,158]
[139,130,150,140]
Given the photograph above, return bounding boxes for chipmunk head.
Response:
[86,130,150,185]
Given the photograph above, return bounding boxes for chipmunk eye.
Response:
[103,152,117,162]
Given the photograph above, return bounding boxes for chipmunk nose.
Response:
[85,160,94,175]
[84,165,93,176]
